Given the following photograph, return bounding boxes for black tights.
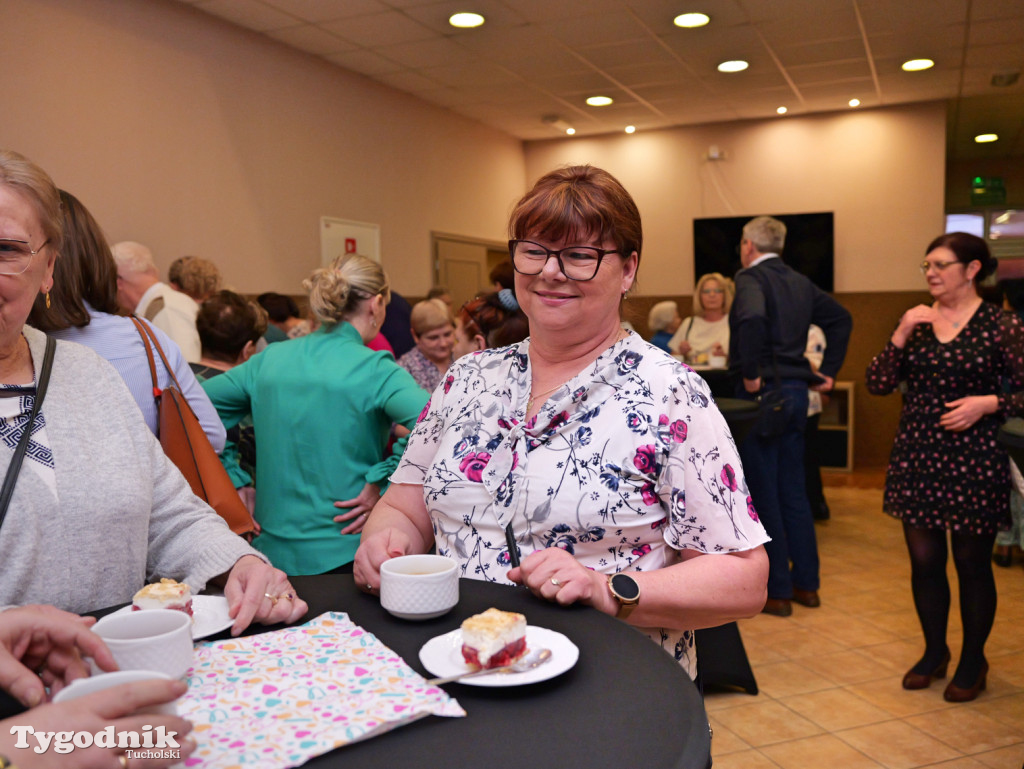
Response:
[903,522,997,687]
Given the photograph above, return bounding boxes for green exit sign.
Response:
[971,176,1006,206]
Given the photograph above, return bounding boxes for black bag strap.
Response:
[0,335,57,529]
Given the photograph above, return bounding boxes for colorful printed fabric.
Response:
[180,613,464,769]
[866,302,1024,534]
[397,346,447,393]
[392,332,769,678]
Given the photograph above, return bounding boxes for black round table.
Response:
[288,575,711,769]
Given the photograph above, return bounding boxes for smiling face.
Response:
[414,322,455,366]
[0,184,56,355]
[514,234,637,341]
[700,279,725,313]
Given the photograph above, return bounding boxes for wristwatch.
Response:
[607,572,640,619]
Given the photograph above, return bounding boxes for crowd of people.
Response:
[0,144,1018,768]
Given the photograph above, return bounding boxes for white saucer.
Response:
[111,595,234,640]
[419,625,578,687]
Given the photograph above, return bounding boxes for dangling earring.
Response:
[45,291,51,309]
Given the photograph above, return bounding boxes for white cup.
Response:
[380,554,458,620]
[708,355,727,369]
[91,610,194,679]
[53,670,178,715]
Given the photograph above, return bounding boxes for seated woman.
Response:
[0,149,304,632]
[193,290,267,501]
[647,300,681,353]
[29,189,226,452]
[669,272,733,365]
[396,299,455,392]
[169,255,222,303]
[355,166,769,678]
[204,255,428,576]
[257,292,311,343]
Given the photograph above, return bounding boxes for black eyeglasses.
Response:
[508,239,619,282]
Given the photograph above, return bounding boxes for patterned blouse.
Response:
[392,332,769,677]
[397,347,447,394]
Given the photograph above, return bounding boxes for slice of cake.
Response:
[460,608,527,670]
[132,578,193,616]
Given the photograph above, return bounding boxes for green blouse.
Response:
[203,322,429,574]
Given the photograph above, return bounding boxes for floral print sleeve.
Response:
[865,337,904,396]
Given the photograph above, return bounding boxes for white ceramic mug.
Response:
[91,610,194,679]
[380,554,459,620]
[53,670,178,715]
[708,355,727,369]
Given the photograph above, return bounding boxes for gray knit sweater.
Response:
[0,327,259,613]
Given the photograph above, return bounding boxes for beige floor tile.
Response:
[861,608,927,638]
[707,718,751,756]
[710,700,823,747]
[761,734,886,769]
[750,660,840,699]
[858,640,931,675]
[836,721,963,769]
[973,743,1024,769]
[798,649,900,686]
[990,651,1024,687]
[816,615,903,647]
[709,749,783,768]
[972,692,1024,730]
[846,678,957,719]
[703,690,762,712]
[750,626,850,659]
[907,707,1024,754]
[782,688,894,731]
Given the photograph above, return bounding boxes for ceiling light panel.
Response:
[448,12,484,28]
[674,13,710,28]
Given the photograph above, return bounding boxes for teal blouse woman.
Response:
[204,255,428,575]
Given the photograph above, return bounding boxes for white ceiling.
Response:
[175,0,1024,159]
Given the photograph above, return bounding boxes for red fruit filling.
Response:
[131,600,193,617]
[461,636,527,669]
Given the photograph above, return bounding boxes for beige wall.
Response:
[2,0,525,296]
[524,103,947,295]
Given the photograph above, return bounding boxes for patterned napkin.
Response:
[178,612,464,768]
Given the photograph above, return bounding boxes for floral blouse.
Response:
[392,332,769,677]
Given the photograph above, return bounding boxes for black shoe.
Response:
[993,546,1013,568]
[813,502,831,521]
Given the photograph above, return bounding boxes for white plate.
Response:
[111,595,234,641]
[419,625,578,687]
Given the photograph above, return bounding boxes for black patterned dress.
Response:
[866,302,1024,534]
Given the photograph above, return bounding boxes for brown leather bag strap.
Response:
[130,316,161,401]
[131,316,185,393]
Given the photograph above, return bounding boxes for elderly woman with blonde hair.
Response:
[204,254,428,575]
[169,255,223,302]
[396,299,455,392]
[670,271,734,365]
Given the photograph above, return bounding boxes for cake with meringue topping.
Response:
[460,608,527,669]
[132,578,193,616]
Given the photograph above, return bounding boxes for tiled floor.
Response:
[705,475,1024,769]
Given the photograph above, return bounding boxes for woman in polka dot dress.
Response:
[866,232,1024,703]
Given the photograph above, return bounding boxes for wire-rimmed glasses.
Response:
[509,239,619,282]
[0,238,49,275]
[919,259,959,275]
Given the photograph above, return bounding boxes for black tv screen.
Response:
[693,212,834,292]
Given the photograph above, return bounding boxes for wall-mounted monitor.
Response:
[693,213,834,292]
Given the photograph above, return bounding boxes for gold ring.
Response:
[118,755,129,769]
[264,592,279,605]
[550,577,561,587]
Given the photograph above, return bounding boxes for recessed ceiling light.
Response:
[448,12,484,28]
[717,60,748,73]
[901,58,934,72]
[625,125,636,134]
[848,98,861,107]
[566,128,576,135]
[586,95,614,107]
[776,106,788,114]
[975,133,998,143]
[674,13,710,28]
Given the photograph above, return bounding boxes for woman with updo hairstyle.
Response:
[396,299,455,392]
[867,231,1024,702]
[454,290,529,357]
[204,254,428,575]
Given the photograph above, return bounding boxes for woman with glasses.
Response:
[204,254,428,575]
[669,272,733,366]
[866,232,1024,702]
[356,166,769,680]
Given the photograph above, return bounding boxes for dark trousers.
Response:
[737,380,820,599]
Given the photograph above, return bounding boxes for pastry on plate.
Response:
[460,608,527,669]
[132,578,193,616]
